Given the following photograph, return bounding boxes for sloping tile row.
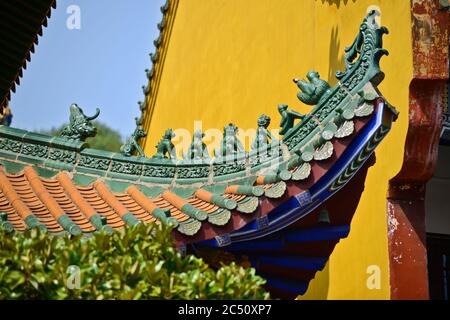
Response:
[0,165,273,236]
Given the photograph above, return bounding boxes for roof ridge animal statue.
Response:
[60,103,100,141]
[278,104,305,136]
[251,114,278,154]
[153,128,177,160]
[184,129,210,161]
[293,70,331,105]
[214,123,245,158]
[120,117,147,157]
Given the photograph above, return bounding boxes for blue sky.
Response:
[11,0,165,138]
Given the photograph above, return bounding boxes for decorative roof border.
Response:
[282,10,389,148]
[0,10,395,186]
[0,82,385,187]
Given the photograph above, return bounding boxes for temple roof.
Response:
[0,9,397,241]
[0,0,56,108]
[0,80,396,244]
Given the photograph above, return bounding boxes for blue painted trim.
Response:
[310,100,386,196]
[232,194,305,235]
[257,215,269,229]
[284,225,350,243]
[199,225,349,252]
[200,238,285,250]
[254,255,328,270]
[215,234,231,246]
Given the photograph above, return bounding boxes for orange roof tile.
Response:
[0,165,260,236]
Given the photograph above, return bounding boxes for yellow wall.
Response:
[142,0,413,299]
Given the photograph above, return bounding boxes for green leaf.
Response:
[0,223,270,300]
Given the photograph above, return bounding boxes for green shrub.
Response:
[0,223,269,300]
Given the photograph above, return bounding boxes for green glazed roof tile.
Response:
[32,166,58,179]
[170,187,197,199]
[72,174,98,187]
[0,160,25,174]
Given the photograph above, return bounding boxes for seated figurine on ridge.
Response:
[184,129,210,161]
[153,128,177,160]
[278,104,305,136]
[120,117,147,157]
[293,70,331,106]
[251,114,277,154]
[215,123,245,158]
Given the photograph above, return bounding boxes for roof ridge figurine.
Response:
[120,117,147,157]
[60,103,100,141]
[153,128,177,160]
[251,114,278,155]
[214,123,245,158]
[278,104,305,136]
[184,129,210,161]
[293,70,331,105]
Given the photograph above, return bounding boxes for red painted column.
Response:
[387,0,449,300]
